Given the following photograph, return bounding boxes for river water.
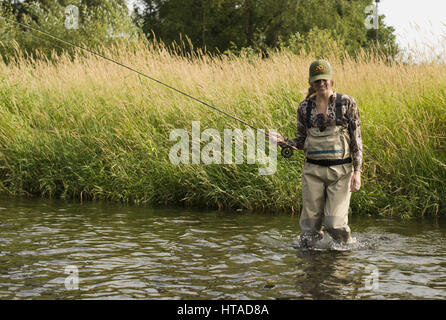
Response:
[0,197,445,300]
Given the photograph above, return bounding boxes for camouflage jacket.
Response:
[286,92,363,172]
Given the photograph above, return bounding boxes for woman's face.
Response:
[311,79,333,94]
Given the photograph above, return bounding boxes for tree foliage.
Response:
[0,0,140,61]
[0,0,400,61]
[134,0,399,57]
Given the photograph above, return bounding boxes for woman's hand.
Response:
[268,132,288,147]
[350,171,361,192]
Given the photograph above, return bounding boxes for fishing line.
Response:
[1,16,297,157]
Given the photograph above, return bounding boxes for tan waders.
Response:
[300,123,354,244]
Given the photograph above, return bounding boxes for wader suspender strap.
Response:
[305,93,344,128]
[335,93,343,125]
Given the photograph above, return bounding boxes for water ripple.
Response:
[0,198,445,299]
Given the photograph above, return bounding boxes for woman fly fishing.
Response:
[270,59,363,246]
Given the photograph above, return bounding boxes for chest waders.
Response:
[299,93,354,245]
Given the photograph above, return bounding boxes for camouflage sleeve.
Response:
[285,101,307,150]
[346,96,363,172]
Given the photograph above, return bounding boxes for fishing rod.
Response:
[1,16,297,158]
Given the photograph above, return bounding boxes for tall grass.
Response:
[0,39,445,217]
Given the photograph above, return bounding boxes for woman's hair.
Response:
[305,86,316,99]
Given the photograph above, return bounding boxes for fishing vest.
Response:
[303,93,351,160]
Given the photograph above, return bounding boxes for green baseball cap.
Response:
[309,60,332,83]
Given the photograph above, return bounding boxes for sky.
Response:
[378,0,446,59]
[125,0,446,60]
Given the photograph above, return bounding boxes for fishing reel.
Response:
[280,146,294,158]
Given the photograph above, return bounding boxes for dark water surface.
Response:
[0,197,445,300]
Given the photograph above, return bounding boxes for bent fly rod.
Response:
[1,16,297,158]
